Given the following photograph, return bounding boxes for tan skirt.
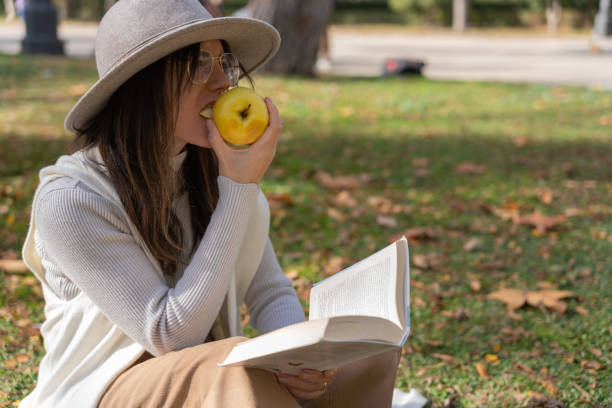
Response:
[98,337,401,408]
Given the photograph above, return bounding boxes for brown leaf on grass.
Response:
[487,289,526,319]
[469,279,481,292]
[323,256,345,276]
[376,215,397,228]
[315,171,374,190]
[463,237,482,251]
[487,289,577,318]
[332,190,357,208]
[527,394,566,408]
[589,348,602,358]
[540,380,559,397]
[574,306,589,316]
[484,354,499,364]
[515,362,534,373]
[536,281,558,290]
[431,353,454,362]
[513,136,530,147]
[392,227,437,246]
[412,253,445,270]
[3,360,17,369]
[366,196,393,213]
[454,161,486,174]
[525,290,576,316]
[0,249,19,260]
[0,259,28,274]
[514,211,567,233]
[265,192,293,210]
[482,204,520,222]
[580,360,603,370]
[327,207,345,222]
[284,269,299,280]
[412,158,429,167]
[475,362,489,378]
[538,189,554,205]
[294,278,312,302]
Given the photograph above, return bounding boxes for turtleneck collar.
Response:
[172,149,188,172]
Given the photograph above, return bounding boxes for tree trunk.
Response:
[593,0,611,37]
[545,0,562,35]
[247,0,334,76]
[452,0,469,32]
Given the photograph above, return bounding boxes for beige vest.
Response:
[20,148,269,407]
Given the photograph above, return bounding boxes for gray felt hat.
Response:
[64,0,280,134]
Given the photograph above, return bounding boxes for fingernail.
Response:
[277,376,288,383]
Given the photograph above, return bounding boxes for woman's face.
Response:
[172,40,231,155]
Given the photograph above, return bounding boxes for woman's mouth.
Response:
[199,103,214,119]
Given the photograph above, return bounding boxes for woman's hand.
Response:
[276,368,339,402]
[206,98,282,184]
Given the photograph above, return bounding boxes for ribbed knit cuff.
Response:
[217,175,259,205]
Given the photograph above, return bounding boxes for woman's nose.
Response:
[207,61,231,92]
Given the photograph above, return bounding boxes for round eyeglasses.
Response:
[191,51,240,87]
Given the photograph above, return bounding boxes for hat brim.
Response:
[64,17,280,134]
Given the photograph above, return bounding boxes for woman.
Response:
[20,0,400,407]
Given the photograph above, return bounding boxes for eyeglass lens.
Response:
[196,51,239,86]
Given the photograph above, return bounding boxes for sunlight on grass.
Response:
[1,53,611,406]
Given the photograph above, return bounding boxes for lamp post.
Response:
[21,0,64,55]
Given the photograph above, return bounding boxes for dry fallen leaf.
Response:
[454,161,486,174]
[463,237,482,252]
[333,190,358,208]
[284,269,299,280]
[541,380,559,397]
[469,279,481,292]
[327,207,345,222]
[589,348,602,358]
[525,290,575,316]
[514,211,567,233]
[412,253,445,270]
[265,192,293,211]
[431,353,454,362]
[323,256,345,276]
[475,362,489,378]
[0,259,28,274]
[376,215,398,228]
[574,306,589,316]
[487,289,526,319]
[315,171,374,190]
[487,288,577,318]
[294,278,312,302]
[513,136,530,147]
[484,354,499,364]
[580,360,602,370]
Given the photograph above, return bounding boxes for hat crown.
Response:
[95,0,211,76]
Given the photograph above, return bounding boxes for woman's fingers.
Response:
[277,372,323,392]
[249,97,282,148]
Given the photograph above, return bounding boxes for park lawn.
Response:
[0,53,610,407]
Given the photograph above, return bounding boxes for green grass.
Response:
[1,53,611,407]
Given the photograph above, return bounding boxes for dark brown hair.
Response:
[74,42,250,278]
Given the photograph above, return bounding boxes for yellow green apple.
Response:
[200,87,269,147]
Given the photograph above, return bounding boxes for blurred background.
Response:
[1,1,611,407]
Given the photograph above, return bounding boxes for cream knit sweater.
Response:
[20,148,305,407]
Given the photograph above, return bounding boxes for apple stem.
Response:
[240,104,252,120]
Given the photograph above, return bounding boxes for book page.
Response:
[309,241,400,328]
[222,339,398,376]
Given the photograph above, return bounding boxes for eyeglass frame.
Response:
[190,50,240,87]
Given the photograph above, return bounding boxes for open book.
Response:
[220,237,410,375]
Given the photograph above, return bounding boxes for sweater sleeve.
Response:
[244,238,306,334]
[35,175,259,356]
